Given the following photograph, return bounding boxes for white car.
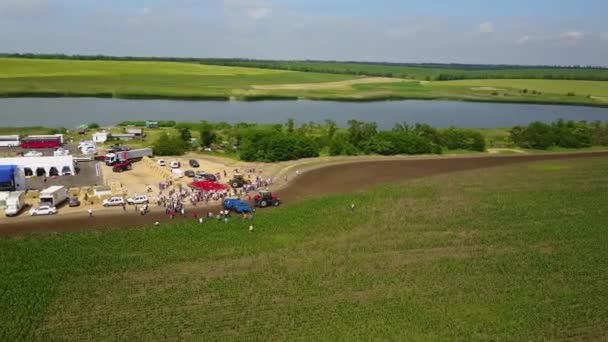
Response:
[127,195,149,205]
[24,150,43,157]
[171,169,184,178]
[157,159,166,167]
[30,206,57,216]
[102,197,125,207]
[170,161,180,169]
[81,146,96,155]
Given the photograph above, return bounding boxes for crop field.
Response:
[2,58,608,105]
[1,157,608,340]
[0,58,358,99]
[201,59,608,81]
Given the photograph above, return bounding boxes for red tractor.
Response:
[254,190,281,208]
[112,160,132,173]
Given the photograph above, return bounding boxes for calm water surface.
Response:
[1,98,608,129]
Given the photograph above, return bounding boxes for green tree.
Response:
[199,122,216,148]
[153,133,187,156]
[179,128,192,144]
[88,123,100,129]
[286,118,295,133]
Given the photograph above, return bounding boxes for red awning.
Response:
[189,181,228,191]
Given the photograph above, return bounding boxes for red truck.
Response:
[112,160,132,173]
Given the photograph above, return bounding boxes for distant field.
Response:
[2,58,608,106]
[201,59,608,81]
[0,58,359,99]
[1,157,607,340]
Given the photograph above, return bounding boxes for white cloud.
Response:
[560,31,584,42]
[222,0,272,20]
[601,32,608,41]
[516,31,585,46]
[140,7,151,16]
[479,21,494,34]
[247,6,270,20]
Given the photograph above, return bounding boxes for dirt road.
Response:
[1,151,606,236]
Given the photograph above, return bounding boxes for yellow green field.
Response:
[1,57,608,105]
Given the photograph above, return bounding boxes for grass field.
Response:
[2,58,608,106]
[2,157,608,340]
[201,59,608,81]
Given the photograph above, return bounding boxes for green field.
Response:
[2,57,608,106]
[0,58,357,99]
[201,59,608,81]
[2,157,608,340]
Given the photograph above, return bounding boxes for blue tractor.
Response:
[223,198,254,214]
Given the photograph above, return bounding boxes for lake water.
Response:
[1,98,608,129]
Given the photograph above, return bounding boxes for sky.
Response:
[1,0,607,66]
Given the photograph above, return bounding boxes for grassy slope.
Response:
[2,58,608,106]
[2,157,608,340]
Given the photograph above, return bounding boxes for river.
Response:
[1,98,608,129]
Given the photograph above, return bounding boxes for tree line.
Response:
[510,120,608,150]
[152,119,487,161]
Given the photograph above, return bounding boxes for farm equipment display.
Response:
[254,190,281,208]
[229,173,251,188]
[223,198,253,214]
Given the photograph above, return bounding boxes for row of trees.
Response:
[510,120,608,149]
[152,119,487,161]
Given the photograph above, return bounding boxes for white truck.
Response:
[5,191,26,217]
[105,148,153,166]
[39,186,68,207]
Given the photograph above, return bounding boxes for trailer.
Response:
[105,148,152,166]
[0,135,20,148]
[5,191,26,217]
[39,185,68,207]
[21,136,62,149]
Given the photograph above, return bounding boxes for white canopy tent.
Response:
[0,156,75,190]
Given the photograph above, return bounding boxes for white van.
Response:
[5,191,26,217]
[171,169,184,178]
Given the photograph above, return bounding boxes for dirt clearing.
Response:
[252,77,406,91]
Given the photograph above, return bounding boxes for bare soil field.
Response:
[1,151,606,236]
[252,77,404,90]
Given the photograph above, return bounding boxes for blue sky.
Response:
[1,0,607,65]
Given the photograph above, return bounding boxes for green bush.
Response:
[152,133,187,156]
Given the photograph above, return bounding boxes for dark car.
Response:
[68,197,81,207]
[184,170,195,178]
[189,159,200,168]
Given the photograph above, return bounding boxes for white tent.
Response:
[0,156,75,190]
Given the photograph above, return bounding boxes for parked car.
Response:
[30,206,57,216]
[24,150,43,157]
[195,173,217,182]
[171,169,184,178]
[68,197,81,207]
[170,161,181,169]
[184,170,195,178]
[102,197,125,207]
[189,159,200,168]
[157,159,166,167]
[127,195,149,205]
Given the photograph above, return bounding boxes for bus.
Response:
[20,136,62,149]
